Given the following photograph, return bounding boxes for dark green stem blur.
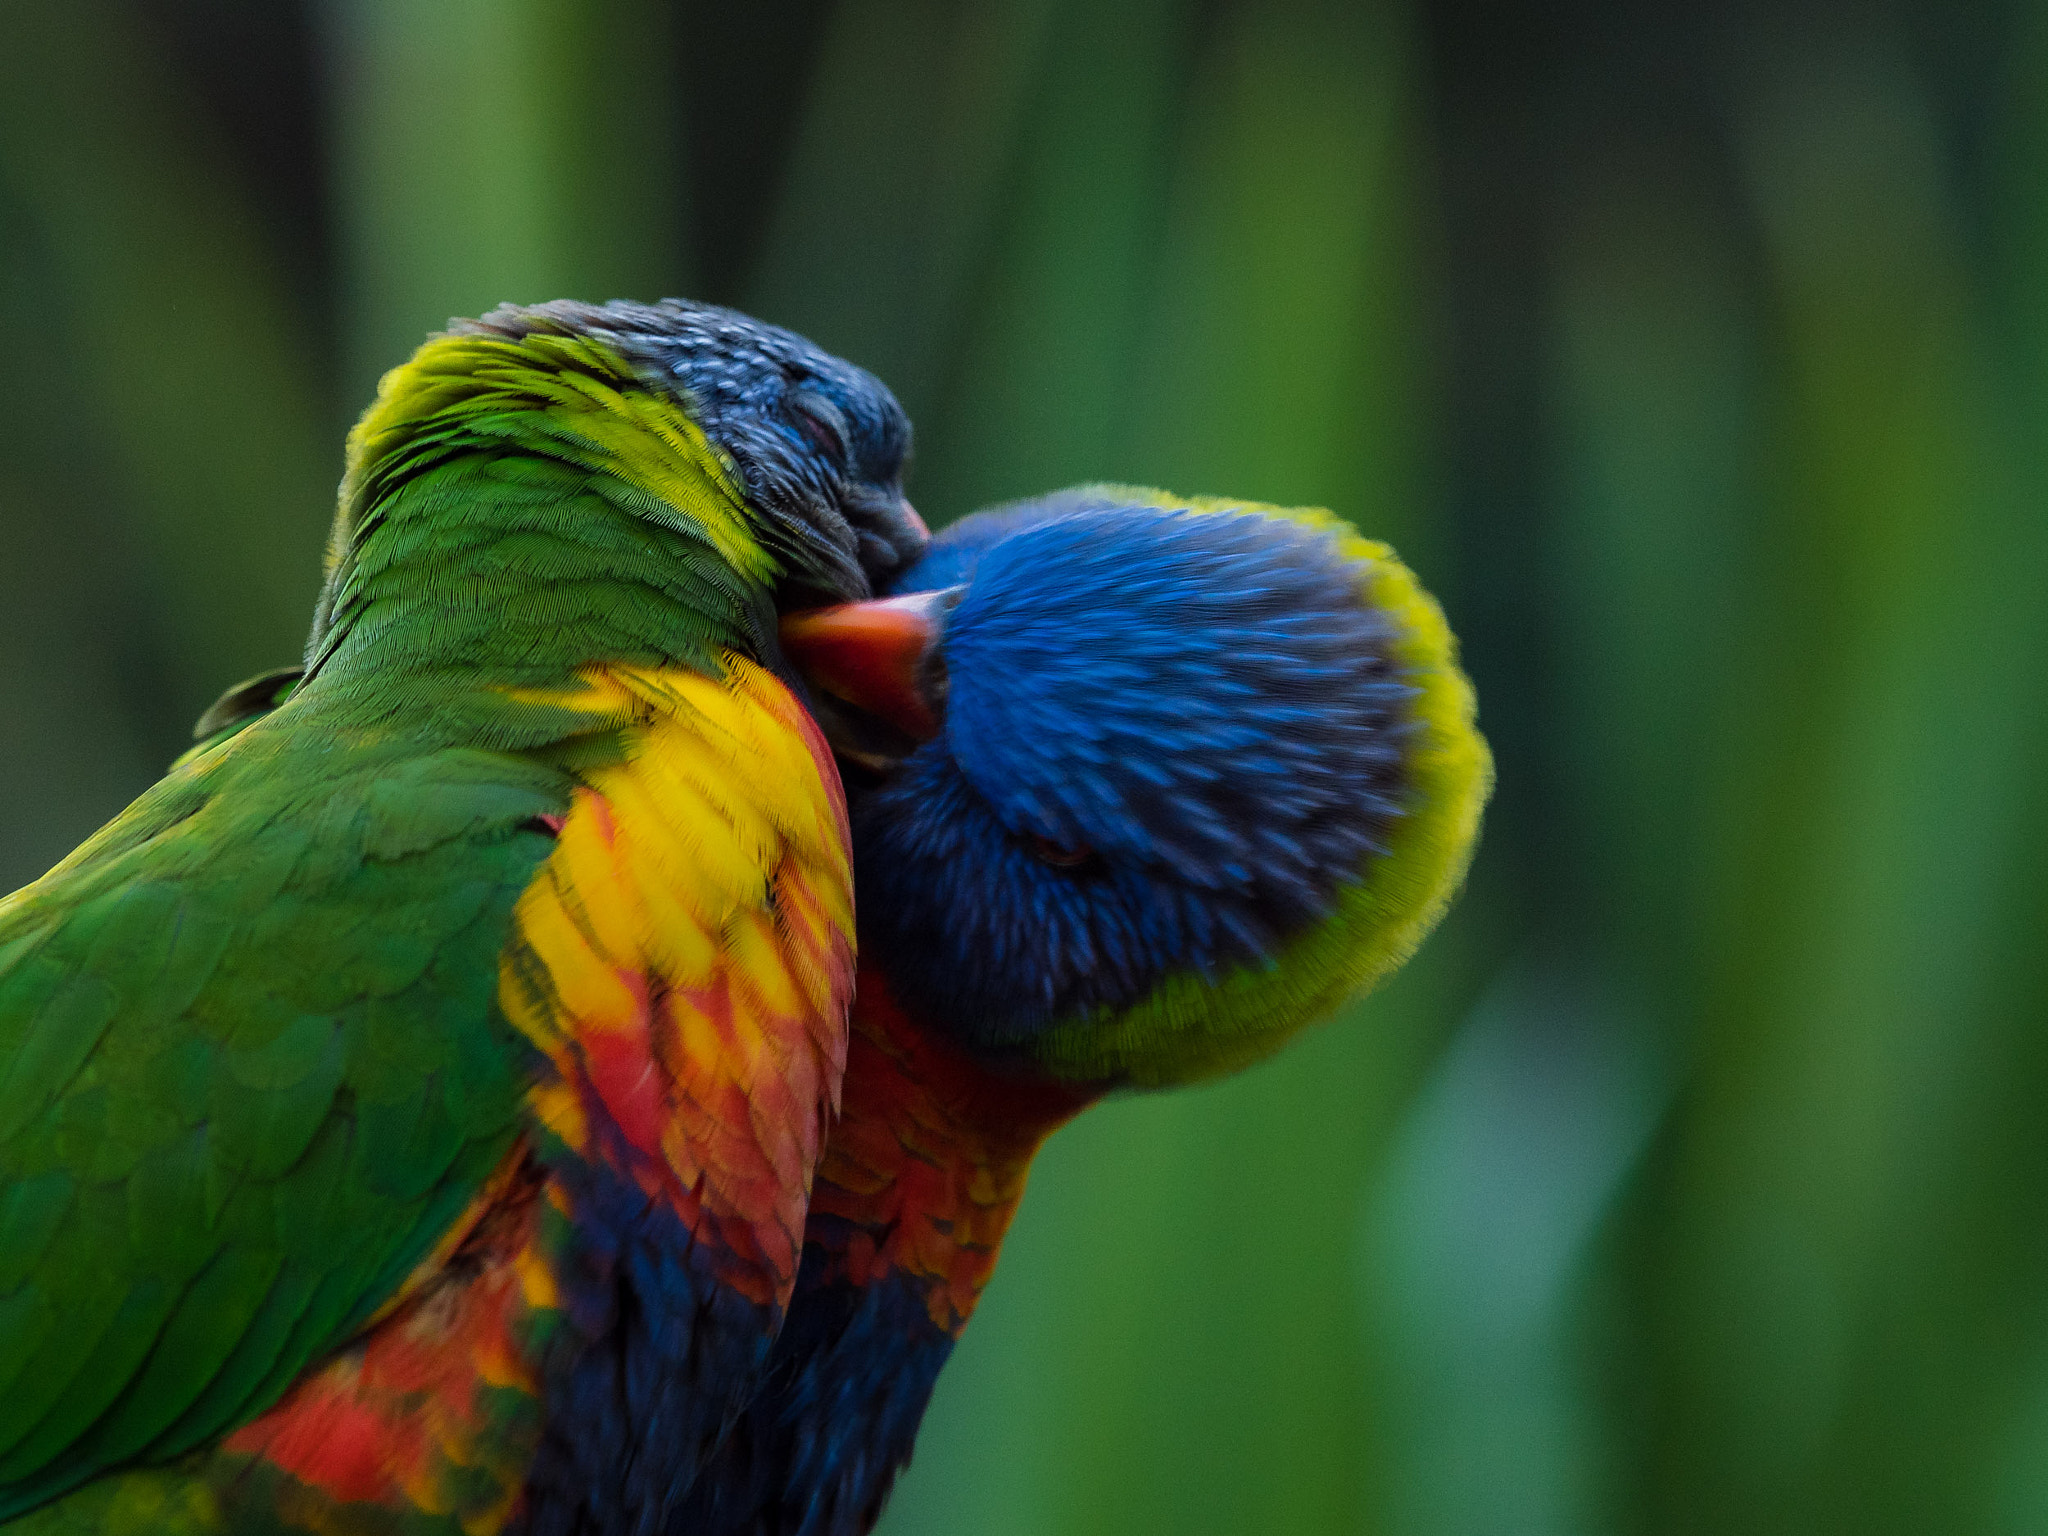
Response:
[1,1,2044,1531]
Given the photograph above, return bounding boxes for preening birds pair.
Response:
[0,299,1489,1535]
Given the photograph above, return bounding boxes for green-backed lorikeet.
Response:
[678,485,1491,1535]
[0,299,925,1536]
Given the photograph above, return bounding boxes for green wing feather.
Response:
[178,669,302,764]
[0,319,825,1522]
[0,692,566,1519]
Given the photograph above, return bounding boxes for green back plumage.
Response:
[0,708,557,1516]
[0,325,791,1518]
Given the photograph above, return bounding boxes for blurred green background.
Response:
[3,0,2046,1530]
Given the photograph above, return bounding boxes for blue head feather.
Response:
[854,492,1416,1060]
[456,298,922,599]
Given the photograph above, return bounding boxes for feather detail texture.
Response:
[0,300,897,1535]
[504,661,855,1536]
[670,968,1086,1536]
[1027,489,1490,1084]
[685,485,1490,1536]
[0,660,857,1536]
[501,661,855,1314]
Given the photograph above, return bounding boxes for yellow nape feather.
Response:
[333,330,777,593]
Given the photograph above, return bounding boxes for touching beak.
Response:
[780,586,961,765]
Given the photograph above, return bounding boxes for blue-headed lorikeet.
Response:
[678,486,1492,1535]
[0,299,925,1535]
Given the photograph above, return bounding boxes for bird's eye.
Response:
[789,390,852,461]
[1029,834,1095,869]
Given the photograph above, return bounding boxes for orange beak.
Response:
[780,587,960,746]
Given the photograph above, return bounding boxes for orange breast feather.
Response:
[811,971,1092,1334]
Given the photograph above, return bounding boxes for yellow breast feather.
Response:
[496,659,855,1311]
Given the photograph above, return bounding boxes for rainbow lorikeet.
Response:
[0,299,925,1535]
[680,486,1492,1535]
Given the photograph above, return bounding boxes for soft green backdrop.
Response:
[2,1,2045,1531]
